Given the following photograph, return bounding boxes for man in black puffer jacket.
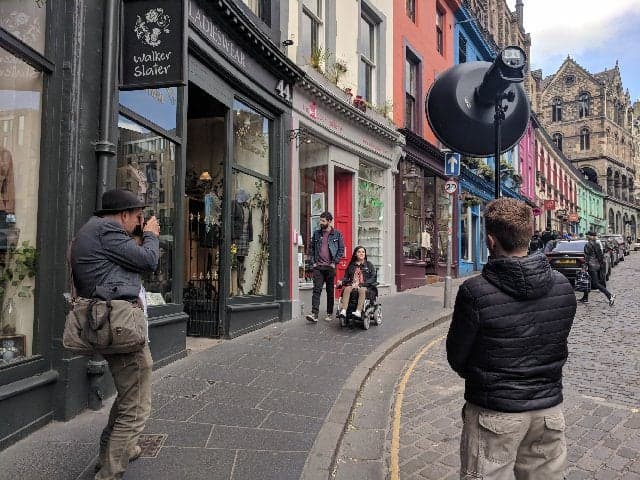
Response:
[447,198,576,480]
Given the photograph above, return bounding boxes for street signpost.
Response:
[443,178,457,308]
[444,152,461,177]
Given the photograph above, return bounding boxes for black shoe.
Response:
[306,312,318,323]
[578,298,588,303]
[609,294,615,307]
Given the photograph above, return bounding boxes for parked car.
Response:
[546,240,610,285]
[601,234,627,260]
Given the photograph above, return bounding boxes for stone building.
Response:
[535,57,639,237]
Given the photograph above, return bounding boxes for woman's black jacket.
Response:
[340,261,377,287]
[446,252,576,413]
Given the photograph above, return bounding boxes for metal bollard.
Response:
[87,355,108,410]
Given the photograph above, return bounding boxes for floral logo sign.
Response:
[0,10,42,48]
[134,8,171,47]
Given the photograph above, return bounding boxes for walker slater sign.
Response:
[120,0,187,90]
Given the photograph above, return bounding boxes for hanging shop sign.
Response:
[568,213,579,222]
[543,199,556,210]
[121,0,187,90]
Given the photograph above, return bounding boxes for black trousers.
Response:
[311,266,335,314]
[582,268,611,300]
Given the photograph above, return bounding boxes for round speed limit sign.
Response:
[444,179,458,195]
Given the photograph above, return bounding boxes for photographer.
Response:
[70,189,159,480]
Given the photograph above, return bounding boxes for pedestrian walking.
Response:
[540,226,552,247]
[306,211,345,323]
[527,230,544,255]
[69,189,160,480]
[446,198,577,479]
[336,246,377,319]
[580,231,615,306]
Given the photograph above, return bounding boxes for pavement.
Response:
[4,253,639,480]
[0,277,463,480]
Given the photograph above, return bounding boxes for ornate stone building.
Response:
[535,57,639,237]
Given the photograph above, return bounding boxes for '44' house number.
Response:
[276,80,292,102]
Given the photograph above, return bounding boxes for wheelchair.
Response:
[335,285,382,330]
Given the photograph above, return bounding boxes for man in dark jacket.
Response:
[580,231,615,305]
[306,211,345,323]
[70,189,160,480]
[527,230,544,254]
[447,198,576,479]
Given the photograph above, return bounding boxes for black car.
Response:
[545,240,610,285]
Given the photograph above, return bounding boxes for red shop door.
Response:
[334,171,353,282]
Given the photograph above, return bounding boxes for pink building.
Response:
[518,121,536,203]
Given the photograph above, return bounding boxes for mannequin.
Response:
[231,188,252,294]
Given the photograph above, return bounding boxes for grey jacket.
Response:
[70,216,159,300]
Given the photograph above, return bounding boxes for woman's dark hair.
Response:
[349,245,367,264]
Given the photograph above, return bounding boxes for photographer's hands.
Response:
[143,216,160,237]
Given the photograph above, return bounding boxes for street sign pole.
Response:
[442,178,457,309]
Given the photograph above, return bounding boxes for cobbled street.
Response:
[395,252,640,480]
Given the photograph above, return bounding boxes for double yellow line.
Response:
[389,334,446,480]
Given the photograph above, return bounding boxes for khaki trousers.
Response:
[340,286,367,312]
[460,402,567,480]
[96,345,153,480]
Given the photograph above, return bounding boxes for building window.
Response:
[299,162,327,284]
[358,162,385,282]
[436,8,444,54]
[241,0,271,25]
[405,53,419,131]
[552,98,562,122]
[231,100,272,296]
[553,133,563,151]
[458,33,467,63]
[406,0,415,22]
[0,46,44,367]
[301,0,323,63]
[117,114,176,304]
[578,92,590,118]
[580,127,590,150]
[358,12,376,102]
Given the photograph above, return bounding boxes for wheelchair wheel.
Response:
[339,315,347,328]
[362,314,370,330]
[373,306,382,326]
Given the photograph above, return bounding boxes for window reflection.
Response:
[0,47,43,365]
[0,1,46,54]
[233,100,270,176]
[119,88,178,132]
[117,115,176,304]
[358,162,385,282]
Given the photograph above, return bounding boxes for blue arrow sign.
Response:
[444,152,461,177]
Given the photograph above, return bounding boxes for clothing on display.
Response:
[0,148,15,214]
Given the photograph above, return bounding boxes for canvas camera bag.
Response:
[63,298,146,355]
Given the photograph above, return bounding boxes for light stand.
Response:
[494,90,514,198]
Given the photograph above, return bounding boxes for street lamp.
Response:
[425,46,530,198]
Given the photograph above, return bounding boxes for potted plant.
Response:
[329,59,348,85]
[353,95,366,112]
[307,47,331,73]
[374,99,393,118]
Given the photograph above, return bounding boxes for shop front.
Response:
[395,129,457,291]
[0,0,302,450]
[292,73,403,316]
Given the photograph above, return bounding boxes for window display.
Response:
[231,99,272,296]
[436,177,449,264]
[423,175,436,271]
[401,161,424,263]
[0,48,43,366]
[358,162,384,282]
[117,115,176,304]
[299,164,327,283]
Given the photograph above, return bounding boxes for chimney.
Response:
[516,0,524,30]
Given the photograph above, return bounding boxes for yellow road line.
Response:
[389,334,447,480]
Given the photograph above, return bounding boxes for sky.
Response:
[505,0,640,102]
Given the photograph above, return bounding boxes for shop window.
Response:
[233,100,270,177]
[301,0,323,63]
[358,12,376,103]
[231,100,272,297]
[116,115,176,304]
[358,162,385,282]
[423,175,436,270]
[480,204,488,263]
[0,47,43,366]
[0,1,46,54]
[119,88,177,133]
[460,207,469,260]
[299,163,327,284]
[230,172,270,296]
[401,162,423,264]
[436,178,449,263]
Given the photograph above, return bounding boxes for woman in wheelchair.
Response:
[337,246,377,319]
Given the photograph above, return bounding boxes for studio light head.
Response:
[476,46,527,105]
[425,46,530,157]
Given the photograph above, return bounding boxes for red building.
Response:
[393,0,462,290]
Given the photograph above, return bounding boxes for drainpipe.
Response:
[88,0,119,410]
[95,0,119,206]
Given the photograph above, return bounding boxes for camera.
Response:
[132,219,147,237]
